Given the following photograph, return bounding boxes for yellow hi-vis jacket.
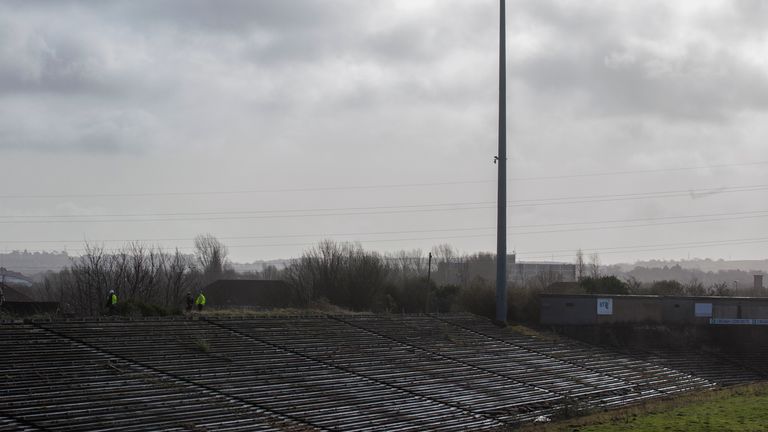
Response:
[110,294,118,305]
[195,293,206,306]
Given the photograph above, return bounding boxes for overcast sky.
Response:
[1,0,768,267]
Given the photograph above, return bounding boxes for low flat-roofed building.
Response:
[540,293,768,326]
[0,283,59,315]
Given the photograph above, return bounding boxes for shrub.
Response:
[580,276,629,294]
[456,277,496,318]
[647,280,685,296]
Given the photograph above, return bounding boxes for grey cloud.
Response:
[514,42,768,121]
[115,0,371,33]
[1,0,767,159]
[0,31,115,96]
[0,107,155,155]
[3,0,361,32]
[510,1,768,121]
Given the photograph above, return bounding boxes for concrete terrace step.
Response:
[2,314,762,431]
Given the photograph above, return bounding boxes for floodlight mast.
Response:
[495,0,508,324]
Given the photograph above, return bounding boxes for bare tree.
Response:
[684,278,706,296]
[530,268,563,291]
[260,265,282,280]
[588,252,600,279]
[194,234,229,284]
[285,239,346,305]
[387,249,427,283]
[285,240,389,310]
[68,243,110,316]
[624,275,642,293]
[161,249,198,308]
[575,249,586,281]
[431,244,458,285]
[431,244,457,266]
[44,241,203,316]
[710,282,733,297]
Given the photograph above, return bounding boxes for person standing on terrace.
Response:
[185,291,194,313]
[106,290,117,314]
[195,291,206,312]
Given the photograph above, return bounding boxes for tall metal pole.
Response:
[495,0,508,324]
[426,252,433,314]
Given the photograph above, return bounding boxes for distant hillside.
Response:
[0,251,72,277]
[0,250,294,279]
[632,258,768,273]
[229,259,291,273]
[606,262,764,288]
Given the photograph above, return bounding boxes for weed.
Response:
[192,337,211,353]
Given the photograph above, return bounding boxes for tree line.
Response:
[28,239,762,319]
[35,234,232,315]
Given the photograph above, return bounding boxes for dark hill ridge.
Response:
[1,314,764,431]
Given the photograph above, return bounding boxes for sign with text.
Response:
[597,298,613,315]
[694,303,713,317]
[710,318,754,325]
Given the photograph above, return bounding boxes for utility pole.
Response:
[426,252,433,314]
[427,252,433,283]
[495,0,508,324]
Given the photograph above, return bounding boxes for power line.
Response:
[509,160,768,181]
[523,236,768,256]
[1,160,765,200]
[0,180,492,199]
[7,212,768,255]
[0,200,493,219]
[4,208,768,247]
[2,183,767,224]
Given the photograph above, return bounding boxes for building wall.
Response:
[540,296,597,325]
[540,294,768,326]
[437,256,576,287]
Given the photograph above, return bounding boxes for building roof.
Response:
[1,283,34,302]
[540,293,768,301]
[202,279,294,308]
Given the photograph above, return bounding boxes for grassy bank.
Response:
[518,383,768,432]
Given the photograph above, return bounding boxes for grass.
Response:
[202,300,363,318]
[517,383,768,432]
[192,336,211,353]
[508,324,561,341]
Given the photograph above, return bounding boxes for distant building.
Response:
[202,279,294,309]
[509,258,576,286]
[436,254,576,287]
[0,268,33,288]
[540,293,768,326]
[0,282,59,315]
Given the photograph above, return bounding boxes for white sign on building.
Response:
[597,298,613,315]
[694,303,713,317]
